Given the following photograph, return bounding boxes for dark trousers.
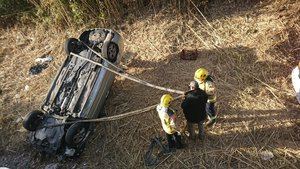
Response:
[187,121,205,138]
[166,132,183,149]
[206,102,216,117]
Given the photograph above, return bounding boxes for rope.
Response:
[40,95,184,128]
[78,40,185,95]
[38,39,187,128]
[70,52,185,95]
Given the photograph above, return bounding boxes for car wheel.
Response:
[107,42,119,62]
[79,30,91,45]
[65,122,89,148]
[65,38,79,55]
[23,110,44,131]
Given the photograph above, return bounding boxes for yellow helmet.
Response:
[160,94,173,107]
[194,68,208,82]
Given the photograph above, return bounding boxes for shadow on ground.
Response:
[77,45,299,168]
[1,41,298,168]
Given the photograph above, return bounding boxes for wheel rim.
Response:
[73,128,86,144]
[107,43,118,60]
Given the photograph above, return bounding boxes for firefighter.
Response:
[194,68,217,126]
[157,94,183,150]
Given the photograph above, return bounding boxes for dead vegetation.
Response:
[0,0,300,168]
[21,0,208,29]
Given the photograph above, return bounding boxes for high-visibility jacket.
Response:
[292,66,300,103]
[195,75,216,103]
[156,105,177,134]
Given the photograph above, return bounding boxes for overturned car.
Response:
[23,28,123,156]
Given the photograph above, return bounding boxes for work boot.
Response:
[198,133,205,140]
[206,118,216,127]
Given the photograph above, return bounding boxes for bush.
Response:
[0,0,33,16]
[0,0,209,28]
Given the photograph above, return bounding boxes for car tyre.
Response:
[23,110,44,131]
[65,122,89,148]
[107,42,119,62]
[65,38,79,55]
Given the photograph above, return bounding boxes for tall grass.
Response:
[0,0,33,15]
[0,0,34,27]
[27,0,208,28]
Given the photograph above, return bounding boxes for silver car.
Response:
[23,28,123,156]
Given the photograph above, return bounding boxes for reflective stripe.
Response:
[208,96,217,103]
[210,115,217,120]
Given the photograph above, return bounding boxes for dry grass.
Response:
[0,0,300,168]
[25,0,208,28]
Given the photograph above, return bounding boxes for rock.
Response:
[260,150,274,160]
[24,85,30,92]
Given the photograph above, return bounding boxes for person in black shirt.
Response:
[181,81,208,139]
